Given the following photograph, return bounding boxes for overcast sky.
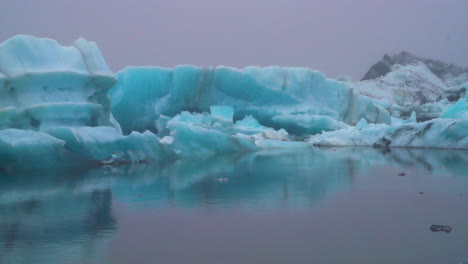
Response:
[1,0,467,80]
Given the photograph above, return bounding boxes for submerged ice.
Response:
[0,35,467,169]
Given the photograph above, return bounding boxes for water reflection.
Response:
[111,150,357,210]
[0,147,467,263]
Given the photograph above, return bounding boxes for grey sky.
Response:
[1,0,467,80]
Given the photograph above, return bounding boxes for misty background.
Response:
[0,0,466,80]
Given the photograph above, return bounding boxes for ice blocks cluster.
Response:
[0,35,467,169]
[158,106,310,156]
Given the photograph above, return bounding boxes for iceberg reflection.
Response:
[0,147,467,263]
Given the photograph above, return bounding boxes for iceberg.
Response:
[0,35,173,168]
[110,65,391,136]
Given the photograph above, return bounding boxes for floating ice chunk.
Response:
[47,126,175,163]
[168,111,213,127]
[167,122,257,156]
[0,129,81,168]
[258,129,289,140]
[439,98,468,119]
[233,115,289,141]
[0,126,175,168]
[160,110,295,153]
[210,105,234,124]
[355,118,368,129]
[309,119,468,149]
[159,136,174,145]
[234,115,278,133]
[235,115,262,129]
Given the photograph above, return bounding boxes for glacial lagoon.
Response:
[1,147,467,264]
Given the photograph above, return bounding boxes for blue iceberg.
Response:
[110,65,391,135]
[0,35,118,131]
[0,35,173,168]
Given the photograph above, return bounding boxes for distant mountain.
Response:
[361,51,468,83]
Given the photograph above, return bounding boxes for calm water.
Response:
[1,148,467,264]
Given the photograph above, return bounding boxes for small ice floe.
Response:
[430,225,452,233]
[217,178,229,183]
[398,172,407,176]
